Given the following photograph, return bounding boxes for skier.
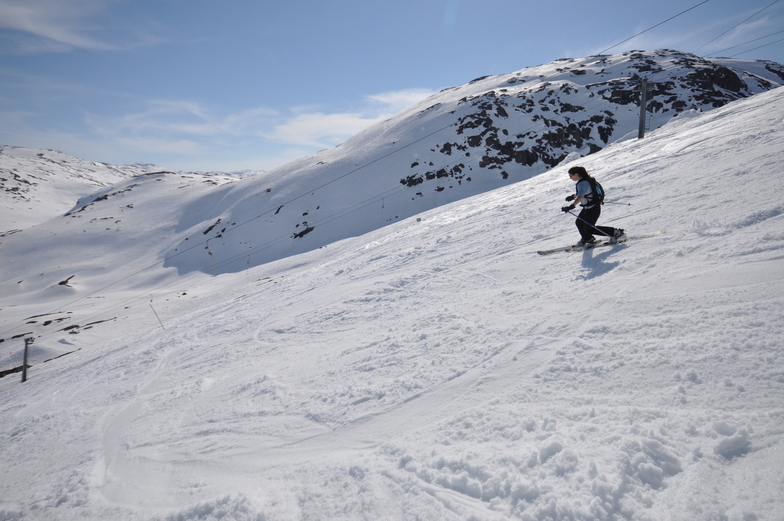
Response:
[561,166,624,247]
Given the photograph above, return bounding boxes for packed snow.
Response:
[2,75,784,520]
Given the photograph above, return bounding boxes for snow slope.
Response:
[1,83,783,520]
[0,146,180,233]
[3,51,782,279]
[156,50,782,275]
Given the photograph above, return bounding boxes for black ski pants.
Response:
[576,204,616,242]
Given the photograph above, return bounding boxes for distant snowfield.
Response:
[1,89,784,520]
[0,146,174,231]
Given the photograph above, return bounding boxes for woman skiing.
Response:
[562,166,624,247]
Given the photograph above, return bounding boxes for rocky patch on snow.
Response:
[400,50,783,191]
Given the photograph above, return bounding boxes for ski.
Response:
[536,231,663,256]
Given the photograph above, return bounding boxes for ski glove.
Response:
[561,205,576,213]
[565,194,576,201]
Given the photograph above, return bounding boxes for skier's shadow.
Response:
[578,244,622,280]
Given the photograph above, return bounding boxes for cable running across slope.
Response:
[693,0,781,54]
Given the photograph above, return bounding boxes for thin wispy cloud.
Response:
[80,89,437,155]
[0,0,109,51]
[32,88,434,170]
[442,0,460,36]
[86,100,280,141]
[0,0,164,53]
[267,89,437,148]
[266,112,378,149]
[366,88,437,113]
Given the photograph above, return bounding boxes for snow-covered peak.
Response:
[0,146,166,232]
[159,50,783,274]
[0,146,248,234]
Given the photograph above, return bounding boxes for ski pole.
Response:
[602,200,631,206]
[565,210,613,238]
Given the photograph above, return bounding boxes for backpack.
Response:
[587,178,605,206]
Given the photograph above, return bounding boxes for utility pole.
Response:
[638,77,649,139]
[22,337,33,383]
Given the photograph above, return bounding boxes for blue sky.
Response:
[1,0,783,172]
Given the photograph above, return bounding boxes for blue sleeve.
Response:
[576,179,591,198]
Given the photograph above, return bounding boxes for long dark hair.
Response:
[568,166,594,182]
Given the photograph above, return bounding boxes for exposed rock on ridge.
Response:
[400,50,783,189]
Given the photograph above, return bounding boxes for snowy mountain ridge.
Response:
[0,146,182,233]
[169,49,782,274]
[2,50,782,252]
[0,145,263,238]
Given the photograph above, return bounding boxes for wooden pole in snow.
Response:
[638,77,649,139]
[22,337,32,383]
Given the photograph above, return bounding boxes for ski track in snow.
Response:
[2,82,784,519]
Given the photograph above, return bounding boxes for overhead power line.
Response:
[708,28,784,56]
[728,36,784,57]
[693,0,782,54]
[597,0,712,55]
